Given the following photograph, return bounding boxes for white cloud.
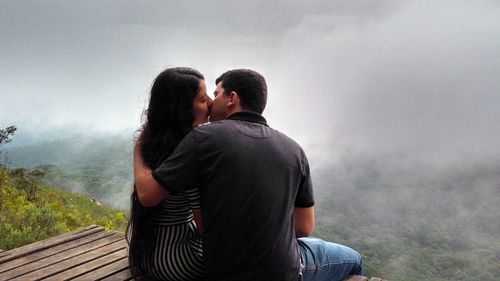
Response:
[266,1,500,165]
[1,0,498,165]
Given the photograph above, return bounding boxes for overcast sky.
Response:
[1,0,499,165]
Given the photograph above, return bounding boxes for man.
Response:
[135,69,362,280]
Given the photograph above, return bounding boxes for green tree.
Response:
[0,125,17,169]
[10,168,46,201]
[0,125,17,147]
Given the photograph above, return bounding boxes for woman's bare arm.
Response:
[134,142,169,207]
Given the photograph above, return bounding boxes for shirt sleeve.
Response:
[294,155,315,208]
[152,131,198,195]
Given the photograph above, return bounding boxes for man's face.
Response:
[210,82,230,122]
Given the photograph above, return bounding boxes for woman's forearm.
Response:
[134,142,169,207]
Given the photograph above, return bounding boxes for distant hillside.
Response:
[3,135,499,280]
[4,135,134,210]
[0,167,128,251]
[5,134,133,177]
[312,154,500,281]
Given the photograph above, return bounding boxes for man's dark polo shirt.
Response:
[153,112,314,281]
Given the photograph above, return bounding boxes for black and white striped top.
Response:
[143,188,205,281]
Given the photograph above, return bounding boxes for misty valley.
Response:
[1,135,499,281]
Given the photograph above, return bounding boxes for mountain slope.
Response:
[0,168,128,251]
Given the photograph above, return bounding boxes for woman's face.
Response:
[192,80,212,126]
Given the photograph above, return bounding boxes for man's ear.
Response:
[228,91,239,106]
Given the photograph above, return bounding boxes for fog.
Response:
[1,0,499,168]
[266,1,500,167]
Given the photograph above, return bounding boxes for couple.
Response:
[127,67,363,281]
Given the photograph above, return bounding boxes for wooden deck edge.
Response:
[70,255,131,281]
[0,231,122,274]
[0,238,126,280]
[100,267,135,281]
[1,227,385,281]
[0,225,105,264]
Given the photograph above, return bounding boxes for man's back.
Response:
[143,68,362,281]
[154,112,314,280]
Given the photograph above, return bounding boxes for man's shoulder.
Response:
[193,120,231,134]
[270,127,304,149]
[194,120,305,152]
[190,121,236,144]
[195,119,266,133]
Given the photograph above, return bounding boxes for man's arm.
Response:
[134,142,169,207]
[294,207,315,237]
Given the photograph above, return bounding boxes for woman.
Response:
[126,67,212,280]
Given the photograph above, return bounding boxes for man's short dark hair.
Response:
[215,69,267,114]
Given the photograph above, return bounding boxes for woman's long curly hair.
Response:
[126,67,204,279]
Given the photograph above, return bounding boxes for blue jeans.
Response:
[297,237,363,281]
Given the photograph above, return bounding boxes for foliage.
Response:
[9,167,45,201]
[0,125,17,147]
[312,155,500,281]
[0,125,17,167]
[5,135,133,210]
[0,167,128,251]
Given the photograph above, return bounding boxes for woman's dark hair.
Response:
[126,67,204,279]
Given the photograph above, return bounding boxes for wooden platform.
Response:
[0,225,387,281]
[0,225,133,280]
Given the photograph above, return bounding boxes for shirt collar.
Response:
[228,111,268,126]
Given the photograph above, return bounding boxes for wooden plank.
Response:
[0,230,116,273]
[72,256,132,281]
[42,248,128,280]
[100,267,135,281]
[0,251,10,259]
[13,239,127,280]
[0,234,123,280]
[0,225,104,264]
